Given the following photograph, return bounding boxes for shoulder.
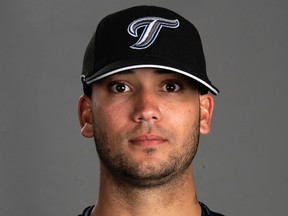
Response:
[200,202,225,216]
[78,206,94,216]
[211,212,225,216]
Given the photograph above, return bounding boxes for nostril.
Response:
[135,115,158,123]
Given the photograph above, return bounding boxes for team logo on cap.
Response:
[128,17,179,50]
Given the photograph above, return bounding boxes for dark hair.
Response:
[83,83,92,97]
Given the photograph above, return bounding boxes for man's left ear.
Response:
[199,94,214,134]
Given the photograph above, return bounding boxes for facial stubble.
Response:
[93,115,200,188]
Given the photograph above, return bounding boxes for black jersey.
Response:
[78,202,224,216]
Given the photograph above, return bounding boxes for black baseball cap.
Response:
[81,5,219,95]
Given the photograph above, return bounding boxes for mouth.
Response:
[129,134,167,147]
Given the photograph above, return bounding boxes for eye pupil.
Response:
[116,84,126,92]
[166,83,176,91]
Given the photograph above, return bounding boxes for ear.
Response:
[78,95,94,138]
[199,94,214,134]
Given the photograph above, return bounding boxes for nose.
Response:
[132,89,161,123]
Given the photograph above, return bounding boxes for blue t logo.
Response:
[128,17,180,50]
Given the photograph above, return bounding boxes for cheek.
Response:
[165,103,199,123]
[92,105,126,154]
[164,104,200,138]
[94,103,129,133]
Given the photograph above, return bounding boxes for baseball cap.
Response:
[81,5,219,95]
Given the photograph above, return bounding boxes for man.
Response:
[78,5,223,216]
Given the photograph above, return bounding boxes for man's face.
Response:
[79,68,214,187]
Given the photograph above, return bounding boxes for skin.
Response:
[78,68,214,216]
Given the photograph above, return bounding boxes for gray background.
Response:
[1,0,287,215]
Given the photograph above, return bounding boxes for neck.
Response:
[91,165,201,216]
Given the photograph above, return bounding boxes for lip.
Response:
[129,134,167,147]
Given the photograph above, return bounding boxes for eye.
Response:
[162,82,181,92]
[110,82,131,93]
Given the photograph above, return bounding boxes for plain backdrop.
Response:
[1,0,287,215]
